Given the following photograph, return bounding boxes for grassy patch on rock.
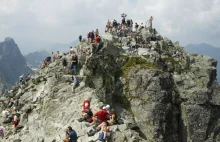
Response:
[121,56,158,75]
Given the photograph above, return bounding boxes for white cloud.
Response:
[0,0,220,53]
[0,0,20,14]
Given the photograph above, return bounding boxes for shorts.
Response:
[14,120,19,127]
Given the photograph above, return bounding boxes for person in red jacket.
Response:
[82,100,90,111]
[90,106,109,126]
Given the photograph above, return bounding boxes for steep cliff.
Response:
[0,28,220,142]
[0,37,33,85]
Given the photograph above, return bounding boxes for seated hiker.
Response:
[79,108,93,123]
[88,121,110,142]
[90,106,109,126]
[13,114,19,128]
[79,99,92,121]
[71,76,78,93]
[45,56,51,64]
[63,126,77,142]
[2,109,10,123]
[82,99,91,111]
[108,109,117,125]
[62,53,68,72]
[25,74,31,82]
[79,35,82,42]
[40,60,47,69]
[103,105,110,114]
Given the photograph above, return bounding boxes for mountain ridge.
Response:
[185,43,220,83]
[0,37,33,93]
[1,26,220,141]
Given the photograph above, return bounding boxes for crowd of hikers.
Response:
[0,99,21,139]
[0,14,157,141]
[71,98,121,142]
[0,73,33,139]
[104,15,155,52]
[40,49,79,76]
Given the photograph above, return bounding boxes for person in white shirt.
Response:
[2,109,10,118]
[69,46,74,55]
[2,109,10,123]
[13,114,19,128]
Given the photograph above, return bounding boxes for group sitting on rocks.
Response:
[75,98,122,141]
[18,74,32,88]
[1,99,21,139]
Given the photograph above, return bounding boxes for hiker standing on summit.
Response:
[149,16,153,29]
[71,53,78,75]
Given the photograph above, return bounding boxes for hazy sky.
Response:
[0,0,220,54]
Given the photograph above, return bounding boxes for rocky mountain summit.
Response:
[0,37,33,92]
[0,27,220,142]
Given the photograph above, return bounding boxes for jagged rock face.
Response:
[0,37,32,85]
[1,29,220,142]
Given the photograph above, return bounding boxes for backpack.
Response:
[87,117,93,123]
[88,32,90,38]
[90,32,94,38]
[63,58,67,65]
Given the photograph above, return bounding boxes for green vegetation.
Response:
[118,55,129,60]
[121,56,158,74]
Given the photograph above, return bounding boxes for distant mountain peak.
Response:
[4,37,15,42]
